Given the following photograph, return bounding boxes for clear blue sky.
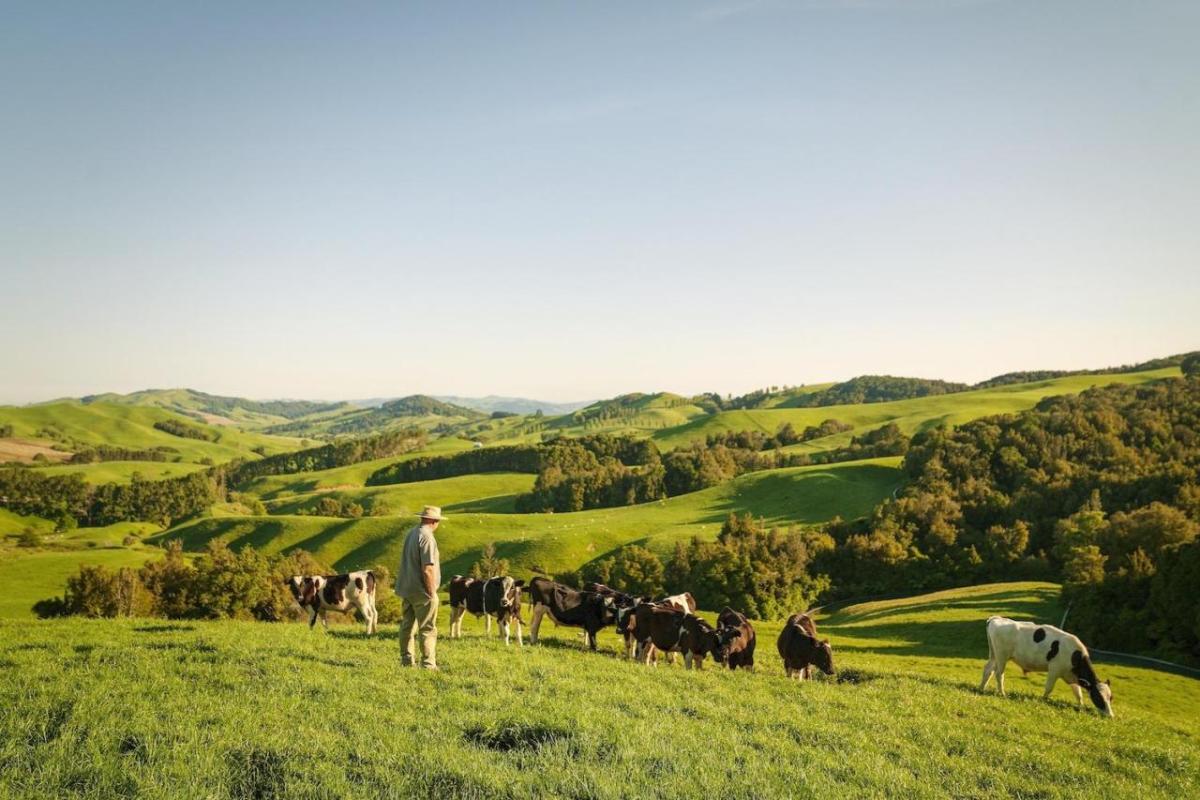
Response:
[3,1,1197,404]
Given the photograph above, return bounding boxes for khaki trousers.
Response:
[398,592,438,669]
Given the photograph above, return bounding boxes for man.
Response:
[396,505,443,669]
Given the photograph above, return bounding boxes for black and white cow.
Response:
[448,575,526,645]
[528,577,618,650]
[980,616,1114,717]
[286,571,378,635]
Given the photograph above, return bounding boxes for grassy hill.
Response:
[0,581,1194,798]
[0,401,302,465]
[262,472,538,516]
[154,458,904,578]
[653,368,1179,452]
[36,460,209,484]
[76,388,351,427]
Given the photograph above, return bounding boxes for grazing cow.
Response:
[528,577,617,650]
[448,575,526,645]
[624,602,722,669]
[777,613,835,680]
[980,616,1114,717]
[714,607,756,671]
[286,571,378,635]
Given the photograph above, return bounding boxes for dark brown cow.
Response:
[714,607,755,670]
[448,575,526,645]
[624,602,722,669]
[777,613,835,680]
[528,577,617,650]
[286,571,377,635]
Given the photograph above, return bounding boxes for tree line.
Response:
[153,419,218,441]
[228,428,426,486]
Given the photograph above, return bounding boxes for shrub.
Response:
[17,528,43,548]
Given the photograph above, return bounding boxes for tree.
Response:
[1182,353,1200,378]
[1063,546,1107,586]
[581,545,665,597]
[469,543,510,579]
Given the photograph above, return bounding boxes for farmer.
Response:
[396,505,443,669]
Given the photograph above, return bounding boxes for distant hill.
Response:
[263,395,484,437]
[434,395,593,416]
[76,388,350,425]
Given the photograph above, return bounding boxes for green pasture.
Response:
[653,368,1179,451]
[34,460,208,484]
[240,436,476,500]
[156,458,904,578]
[0,582,1194,799]
[263,472,538,516]
[0,545,161,618]
[0,401,301,463]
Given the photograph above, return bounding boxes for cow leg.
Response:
[666,651,676,666]
[586,629,598,651]
[320,610,329,631]
[995,662,1006,696]
[529,604,545,644]
[979,658,995,692]
[449,606,462,638]
[308,607,319,630]
[684,651,693,670]
[502,618,510,646]
[486,614,492,637]
[1071,683,1083,706]
[513,618,524,646]
[1042,673,1058,700]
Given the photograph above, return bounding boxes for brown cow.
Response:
[624,603,722,669]
[714,607,755,671]
[777,613,835,680]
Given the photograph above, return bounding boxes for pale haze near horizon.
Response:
[2,1,1197,406]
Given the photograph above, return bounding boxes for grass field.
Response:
[652,369,1179,451]
[263,472,538,516]
[0,582,1194,799]
[157,458,904,578]
[34,460,209,484]
[0,401,302,464]
[0,544,162,618]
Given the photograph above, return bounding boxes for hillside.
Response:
[652,368,1179,452]
[152,458,904,578]
[0,401,302,468]
[77,388,350,426]
[263,395,485,437]
[0,582,1194,798]
[435,395,593,416]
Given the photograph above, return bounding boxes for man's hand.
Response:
[423,564,437,598]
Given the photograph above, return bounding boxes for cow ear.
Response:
[1103,679,1111,686]
[1077,678,1091,689]
[514,580,525,587]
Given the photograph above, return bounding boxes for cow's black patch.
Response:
[322,575,350,606]
[1046,640,1060,661]
[1033,627,1046,643]
[354,576,363,591]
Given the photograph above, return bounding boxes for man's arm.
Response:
[422,563,437,598]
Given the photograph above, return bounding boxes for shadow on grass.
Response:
[133,624,196,633]
[828,587,1059,626]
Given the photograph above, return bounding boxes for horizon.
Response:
[4,343,1191,408]
[4,1,1198,405]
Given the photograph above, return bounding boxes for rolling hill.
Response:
[76,388,351,427]
[152,458,904,578]
[0,401,302,468]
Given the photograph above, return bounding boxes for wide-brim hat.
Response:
[416,505,446,521]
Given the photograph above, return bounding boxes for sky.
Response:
[2,1,1198,405]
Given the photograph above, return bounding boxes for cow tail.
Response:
[366,571,376,595]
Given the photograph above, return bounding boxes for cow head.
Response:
[713,624,744,665]
[813,638,836,676]
[286,576,319,606]
[501,577,524,609]
[1079,677,1114,718]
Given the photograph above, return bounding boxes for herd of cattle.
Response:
[286,570,1116,716]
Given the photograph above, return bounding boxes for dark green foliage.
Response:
[69,445,176,464]
[368,445,543,485]
[153,419,217,441]
[816,376,1200,661]
[1182,353,1200,378]
[230,429,426,486]
[664,514,832,619]
[974,351,1197,389]
[516,439,666,513]
[576,545,665,597]
[0,424,14,437]
[17,528,43,547]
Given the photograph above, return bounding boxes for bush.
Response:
[469,543,510,579]
[579,545,665,597]
[17,528,43,548]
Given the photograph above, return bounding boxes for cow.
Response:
[714,607,756,671]
[980,616,1114,717]
[286,571,378,635]
[447,575,526,645]
[624,602,723,669]
[777,613,835,680]
[528,577,617,650]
